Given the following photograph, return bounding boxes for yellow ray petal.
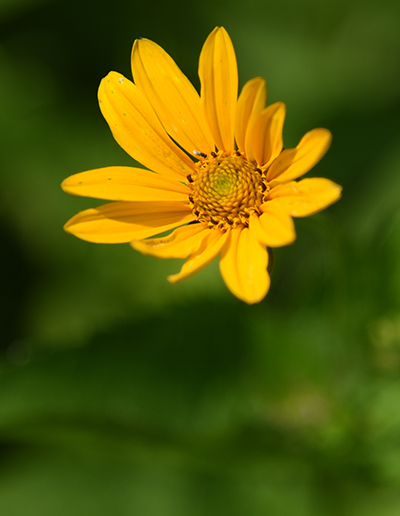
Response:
[235,77,267,155]
[131,222,209,259]
[64,201,194,243]
[131,38,214,157]
[250,102,286,168]
[199,27,238,153]
[267,177,342,217]
[267,128,332,184]
[219,227,270,304]
[98,72,195,182]
[61,166,190,203]
[168,227,229,283]
[250,201,296,247]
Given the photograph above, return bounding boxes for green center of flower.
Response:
[188,153,266,229]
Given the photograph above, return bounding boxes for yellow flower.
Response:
[62,27,341,304]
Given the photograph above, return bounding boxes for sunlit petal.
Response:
[131,222,209,258]
[199,27,238,153]
[168,228,229,283]
[98,72,195,181]
[267,128,332,184]
[64,201,194,243]
[132,38,214,156]
[249,201,296,247]
[219,227,270,304]
[268,177,342,217]
[250,102,286,168]
[61,166,190,202]
[235,77,267,156]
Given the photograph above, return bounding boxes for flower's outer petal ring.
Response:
[131,39,215,157]
[131,222,209,259]
[199,27,238,154]
[168,228,229,283]
[61,166,190,203]
[251,201,296,247]
[98,72,195,182]
[267,128,332,184]
[63,201,194,243]
[219,227,270,304]
[251,102,286,169]
[235,77,267,156]
[268,178,342,217]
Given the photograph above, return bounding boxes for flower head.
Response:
[62,27,341,304]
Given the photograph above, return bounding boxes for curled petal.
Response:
[98,72,195,181]
[250,101,286,168]
[267,177,342,217]
[250,201,296,247]
[235,77,267,156]
[267,128,332,184]
[131,222,209,259]
[168,228,229,283]
[61,166,190,202]
[64,201,194,243]
[219,227,270,304]
[199,27,238,153]
[131,38,214,156]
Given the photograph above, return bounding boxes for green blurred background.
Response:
[1,0,400,514]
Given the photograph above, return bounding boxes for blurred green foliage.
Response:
[1,0,400,514]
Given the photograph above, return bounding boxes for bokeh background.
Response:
[1,0,400,514]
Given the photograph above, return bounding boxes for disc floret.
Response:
[188,152,267,229]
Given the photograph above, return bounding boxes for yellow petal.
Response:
[98,72,195,182]
[219,227,270,304]
[64,201,194,243]
[250,102,286,168]
[168,227,229,283]
[61,166,190,203]
[250,201,296,247]
[131,222,209,258]
[268,177,342,217]
[235,77,267,156]
[267,128,332,184]
[199,27,238,153]
[131,38,215,156]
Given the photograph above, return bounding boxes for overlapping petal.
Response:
[98,72,195,181]
[61,166,190,202]
[267,177,342,217]
[250,101,286,168]
[131,38,215,156]
[131,222,209,258]
[235,77,267,156]
[250,201,296,247]
[199,27,238,154]
[267,128,332,184]
[168,227,229,283]
[64,201,194,243]
[219,227,270,304]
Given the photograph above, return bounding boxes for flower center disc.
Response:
[189,154,265,228]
